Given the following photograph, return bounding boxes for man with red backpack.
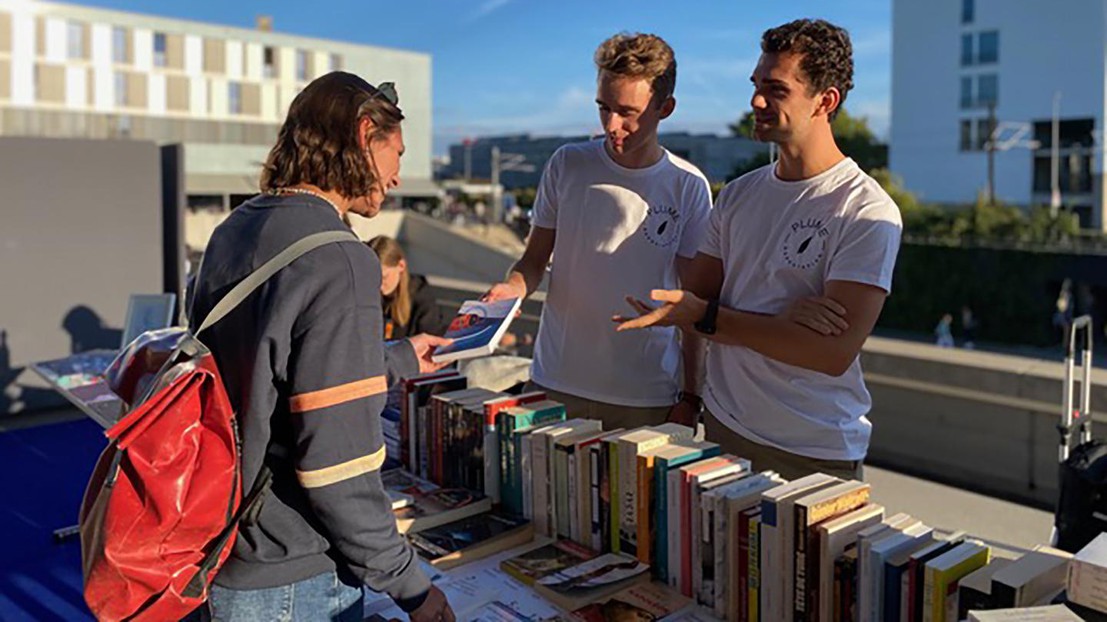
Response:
[184,73,455,621]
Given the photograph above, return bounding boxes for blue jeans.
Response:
[198,571,364,622]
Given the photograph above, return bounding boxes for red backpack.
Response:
[79,231,358,621]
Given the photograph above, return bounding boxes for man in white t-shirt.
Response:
[615,19,902,481]
[484,33,713,430]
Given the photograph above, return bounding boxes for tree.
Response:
[728,111,756,139]
[727,107,888,172]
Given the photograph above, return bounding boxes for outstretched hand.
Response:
[612,289,707,332]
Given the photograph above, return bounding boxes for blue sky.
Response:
[80,0,893,155]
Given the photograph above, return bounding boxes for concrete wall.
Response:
[0,137,163,414]
[863,336,1106,508]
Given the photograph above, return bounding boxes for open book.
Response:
[432,298,522,363]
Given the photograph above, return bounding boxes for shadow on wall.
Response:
[1,306,122,415]
[61,306,122,354]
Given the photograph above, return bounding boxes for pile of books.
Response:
[390,371,1107,622]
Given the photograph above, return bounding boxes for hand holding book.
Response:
[408,333,456,373]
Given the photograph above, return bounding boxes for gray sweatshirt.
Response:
[188,194,429,611]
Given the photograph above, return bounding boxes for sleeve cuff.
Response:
[383,339,420,384]
[390,561,432,613]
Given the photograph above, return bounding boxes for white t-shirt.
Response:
[700,158,902,461]
[530,139,713,407]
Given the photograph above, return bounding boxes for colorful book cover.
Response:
[407,511,531,568]
[924,541,990,622]
[432,297,522,363]
[616,424,694,557]
[481,391,546,504]
[499,539,598,586]
[750,513,762,622]
[400,371,463,472]
[652,441,721,583]
[496,400,566,515]
[792,481,871,621]
[566,582,692,622]
[404,374,466,477]
[534,552,651,612]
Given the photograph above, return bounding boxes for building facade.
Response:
[0,0,435,209]
[441,132,767,188]
[890,0,1106,230]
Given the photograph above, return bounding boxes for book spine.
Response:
[696,489,712,606]
[900,563,912,622]
[508,427,528,516]
[618,442,637,556]
[609,441,620,554]
[533,431,551,537]
[712,494,727,618]
[683,474,694,598]
[418,405,429,480]
[599,441,612,553]
[943,579,959,622]
[554,445,570,539]
[578,443,592,548]
[469,408,480,492]
[667,468,681,588]
[759,500,778,622]
[401,386,411,471]
[921,565,935,622]
[484,418,499,504]
[750,515,761,622]
[636,455,652,565]
[794,503,809,622]
[883,563,900,622]
[568,448,579,543]
[806,524,821,622]
[521,433,533,520]
[589,445,602,551]
[433,400,444,483]
[738,509,751,622]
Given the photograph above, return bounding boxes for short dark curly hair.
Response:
[761,19,854,120]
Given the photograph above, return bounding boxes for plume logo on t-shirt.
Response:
[782,218,829,269]
[641,204,681,248]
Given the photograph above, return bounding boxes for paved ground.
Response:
[867,465,1055,555]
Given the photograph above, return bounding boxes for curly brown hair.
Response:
[594,32,677,106]
[761,19,854,120]
[260,71,404,198]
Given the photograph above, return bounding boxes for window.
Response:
[978,31,999,64]
[228,81,242,114]
[263,46,276,78]
[112,26,127,64]
[329,53,341,72]
[1032,118,1096,150]
[960,33,974,66]
[296,49,309,81]
[976,117,995,150]
[153,32,167,67]
[977,74,998,107]
[962,0,974,24]
[67,21,83,59]
[960,120,973,151]
[114,71,127,107]
[960,76,973,109]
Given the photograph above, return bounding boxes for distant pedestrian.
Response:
[1054,278,1074,342]
[960,305,977,349]
[935,313,954,348]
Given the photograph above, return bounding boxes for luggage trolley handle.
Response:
[1059,314,1094,463]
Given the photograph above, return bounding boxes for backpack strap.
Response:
[195,230,360,337]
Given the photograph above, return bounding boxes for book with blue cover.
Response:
[432,298,522,363]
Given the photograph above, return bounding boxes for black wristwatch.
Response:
[678,391,704,413]
[694,298,720,335]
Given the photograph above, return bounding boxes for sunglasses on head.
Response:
[373,81,398,106]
